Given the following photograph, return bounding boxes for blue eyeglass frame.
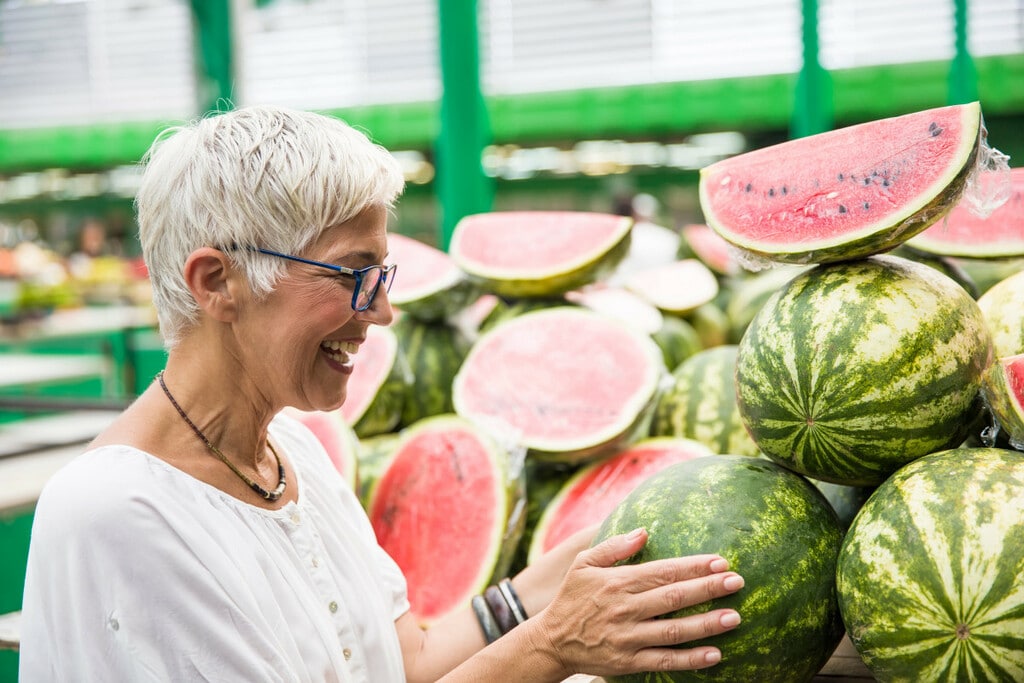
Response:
[240,246,396,312]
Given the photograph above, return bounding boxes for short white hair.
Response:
[135,105,405,347]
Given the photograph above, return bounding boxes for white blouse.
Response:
[19,412,410,682]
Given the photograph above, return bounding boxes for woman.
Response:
[19,106,744,682]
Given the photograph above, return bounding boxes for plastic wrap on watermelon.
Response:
[979,352,1024,451]
[365,414,527,626]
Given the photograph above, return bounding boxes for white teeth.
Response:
[321,340,359,354]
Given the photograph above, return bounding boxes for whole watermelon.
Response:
[595,455,845,683]
[650,345,760,457]
[837,447,1024,682]
[735,254,993,486]
[391,315,470,427]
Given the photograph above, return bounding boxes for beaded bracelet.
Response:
[471,594,502,644]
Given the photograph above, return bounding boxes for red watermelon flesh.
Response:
[281,407,358,489]
[368,415,510,625]
[452,307,665,461]
[907,166,1024,258]
[451,211,629,275]
[339,324,405,435]
[700,102,982,264]
[386,232,464,301]
[527,437,712,564]
[682,223,741,276]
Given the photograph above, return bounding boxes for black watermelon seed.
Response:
[863,202,870,210]
[768,188,775,197]
[745,183,753,193]
[838,173,844,181]
[863,177,871,185]
[929,122,938,132]
[781,185,788,195]
[883,179,891,187]
[839,205,847,214]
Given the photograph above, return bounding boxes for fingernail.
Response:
[704,650,721,665]
[709,558,729,572]
[627,527,646,540]
[723,574,745,591]
[720,611,741,628]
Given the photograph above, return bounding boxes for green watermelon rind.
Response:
[367,414,514,626]
[980,354,1024,446]
[977,269,1024,358]
[735,255,994,486]
[836,448,1024,682]
[650,345,761,457]
[392,274,482,323]
[391,316,470,428]
[597,455,846,683]
[699,102,983,265]
[451,215,634,298]
[527,436,713,565]
[453,307,666,462]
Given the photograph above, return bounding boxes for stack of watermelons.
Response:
[286,101,1024,681]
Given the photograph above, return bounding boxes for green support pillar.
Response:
[436,0,494,251]
[948,0,978,104]
[191,0,235,115]
[792,0,833,138]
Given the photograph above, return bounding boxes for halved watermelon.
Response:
[623,258,720,315]
[452,307,665,463]
[978,269,1024,357]
[281,407,359,490]
[981,353,1024,448]
[386,232,478,322]
[679,223,741,276]
[448,211,632,298]
[907,166,1024,258]
[367,414,519,625]
[527,437,712,564]
[340,324,410,437]
[699,102,984,264]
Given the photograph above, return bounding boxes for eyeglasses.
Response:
[243,247,397,312]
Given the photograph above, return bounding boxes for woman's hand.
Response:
[522,526,744,678]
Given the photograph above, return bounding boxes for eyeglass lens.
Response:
[354,265,395,311]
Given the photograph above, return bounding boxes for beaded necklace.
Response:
[157,371,286,502]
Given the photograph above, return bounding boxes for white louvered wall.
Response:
[0,0,1021,129]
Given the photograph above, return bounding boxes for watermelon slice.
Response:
[527,437,712,564]
[386,233,479,322]
[700,102,984,265]
[281,407,359,490]
[978,269,1024,357]
[448,211,633,298]
[680,223,742,276]
[981,353,1024,449]
[906,166,1024,258]
[367,414,519,625]
[340,324,410,437]
[623,258,720,315]
[452,307,665,463]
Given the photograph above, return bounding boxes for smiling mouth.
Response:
[321,340,359,364]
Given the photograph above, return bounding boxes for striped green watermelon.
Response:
[355,431,401,509]
[650,345,760,457]
[837,447,1024,682]
[736,254,993,486]
[723,265,809,344]
[391,315,470,427]
[387,232,479,322]
[596,455,846,683]
[449,211,632,298]
[507,458,580,576]
[367,414,522,626]
[906,166,1024,258]
[977,269,1024,357]
[980,352,1024,448]
[527,437,712,565]
[340,324,410,437]
[453,307,665,463]
[700,102,983,265]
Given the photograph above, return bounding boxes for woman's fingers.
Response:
[628,569,745,621]
[581,527,650,568]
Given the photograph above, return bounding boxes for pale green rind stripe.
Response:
[837,448,1024,682]
[977,269,1024,358]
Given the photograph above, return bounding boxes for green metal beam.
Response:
[435,0,493,250]
[948,0,978,104]
[792,0,833,138]
[190,0,235,114]
[0,54,1022,175]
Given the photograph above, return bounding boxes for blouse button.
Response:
[329,601,338,613]
[290,511,301,524]
[343,648,352,661]
[311,556,319,568]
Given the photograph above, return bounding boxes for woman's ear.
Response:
[183,247,241,322]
